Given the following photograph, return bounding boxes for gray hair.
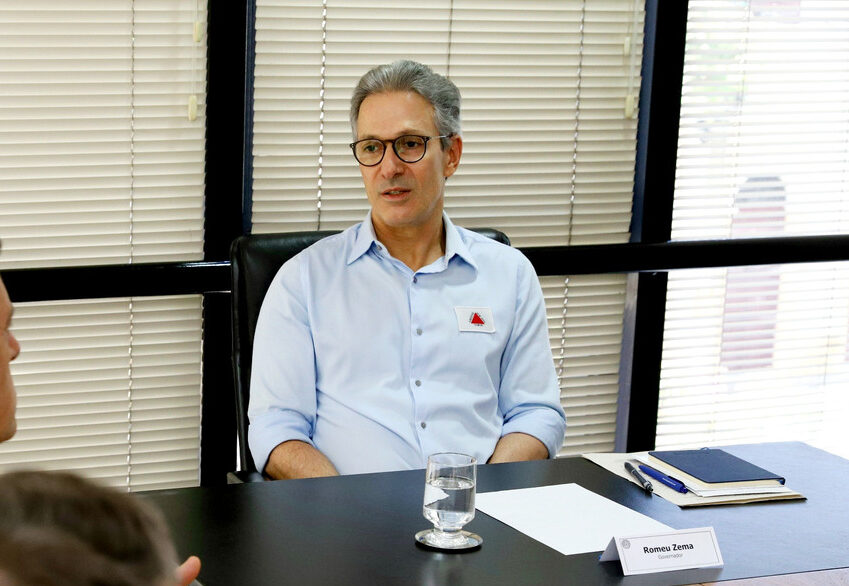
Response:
[350,60,461,150]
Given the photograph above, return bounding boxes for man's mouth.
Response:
[381,188,410,197]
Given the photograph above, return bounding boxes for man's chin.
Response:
[0,420,16,443]
[372,206,442,233]
[373,210,417,230]
[0,384,16,442]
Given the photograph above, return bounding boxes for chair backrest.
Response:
[230,228,510,473]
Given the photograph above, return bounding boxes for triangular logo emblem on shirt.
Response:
[455,307,495,333]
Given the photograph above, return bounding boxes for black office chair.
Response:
[228,228,510,483]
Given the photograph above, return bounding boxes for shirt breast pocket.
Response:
[451,307,506,380]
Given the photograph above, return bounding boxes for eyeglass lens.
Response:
[353,135,427,165]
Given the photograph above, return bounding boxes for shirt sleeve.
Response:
[247,256,319,473]
[497,254,567,458]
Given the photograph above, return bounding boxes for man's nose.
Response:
[8,332,19,361]
[378,145,406,176]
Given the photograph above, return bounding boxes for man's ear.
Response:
[443,135,463,179]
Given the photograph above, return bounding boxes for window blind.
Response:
[0,296,203,491]
[542,274,626,453]
[252,0,644,455]
[0,0,207,490]
[0,0,206,269]
[658,1,849,459]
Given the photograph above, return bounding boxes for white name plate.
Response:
[599,526,723,576]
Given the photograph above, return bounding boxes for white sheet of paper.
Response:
[475,483,671,556]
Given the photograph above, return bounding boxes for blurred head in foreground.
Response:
[0,470,181,586]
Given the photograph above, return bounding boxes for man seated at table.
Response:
[248,60,567,480]
[0,273,200,586]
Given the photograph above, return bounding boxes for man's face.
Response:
[356,90,461,236]
[0,276,19,443]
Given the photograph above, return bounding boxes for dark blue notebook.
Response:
[648,448,785,485]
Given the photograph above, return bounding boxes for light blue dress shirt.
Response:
[248,213,566,475]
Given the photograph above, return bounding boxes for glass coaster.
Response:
[415,529,483,551]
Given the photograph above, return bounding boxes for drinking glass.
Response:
[415,452,482,549]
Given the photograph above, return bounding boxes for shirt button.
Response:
[414,379,421,387]
[420,421,427,429]
[412,276,418,283]
[416,328,422,336]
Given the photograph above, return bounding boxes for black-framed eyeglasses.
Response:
[349,134,451,166]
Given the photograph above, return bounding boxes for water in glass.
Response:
[423,475,475,531]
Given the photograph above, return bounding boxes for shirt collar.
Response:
[442,213,478,271]
[347,211,378,265]
[347,211,478,272]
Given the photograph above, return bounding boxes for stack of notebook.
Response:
[645,448,793,498]
[582,448,805,507]
[636,448,804,506]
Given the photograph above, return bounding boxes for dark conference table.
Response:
[143,442,849,585]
